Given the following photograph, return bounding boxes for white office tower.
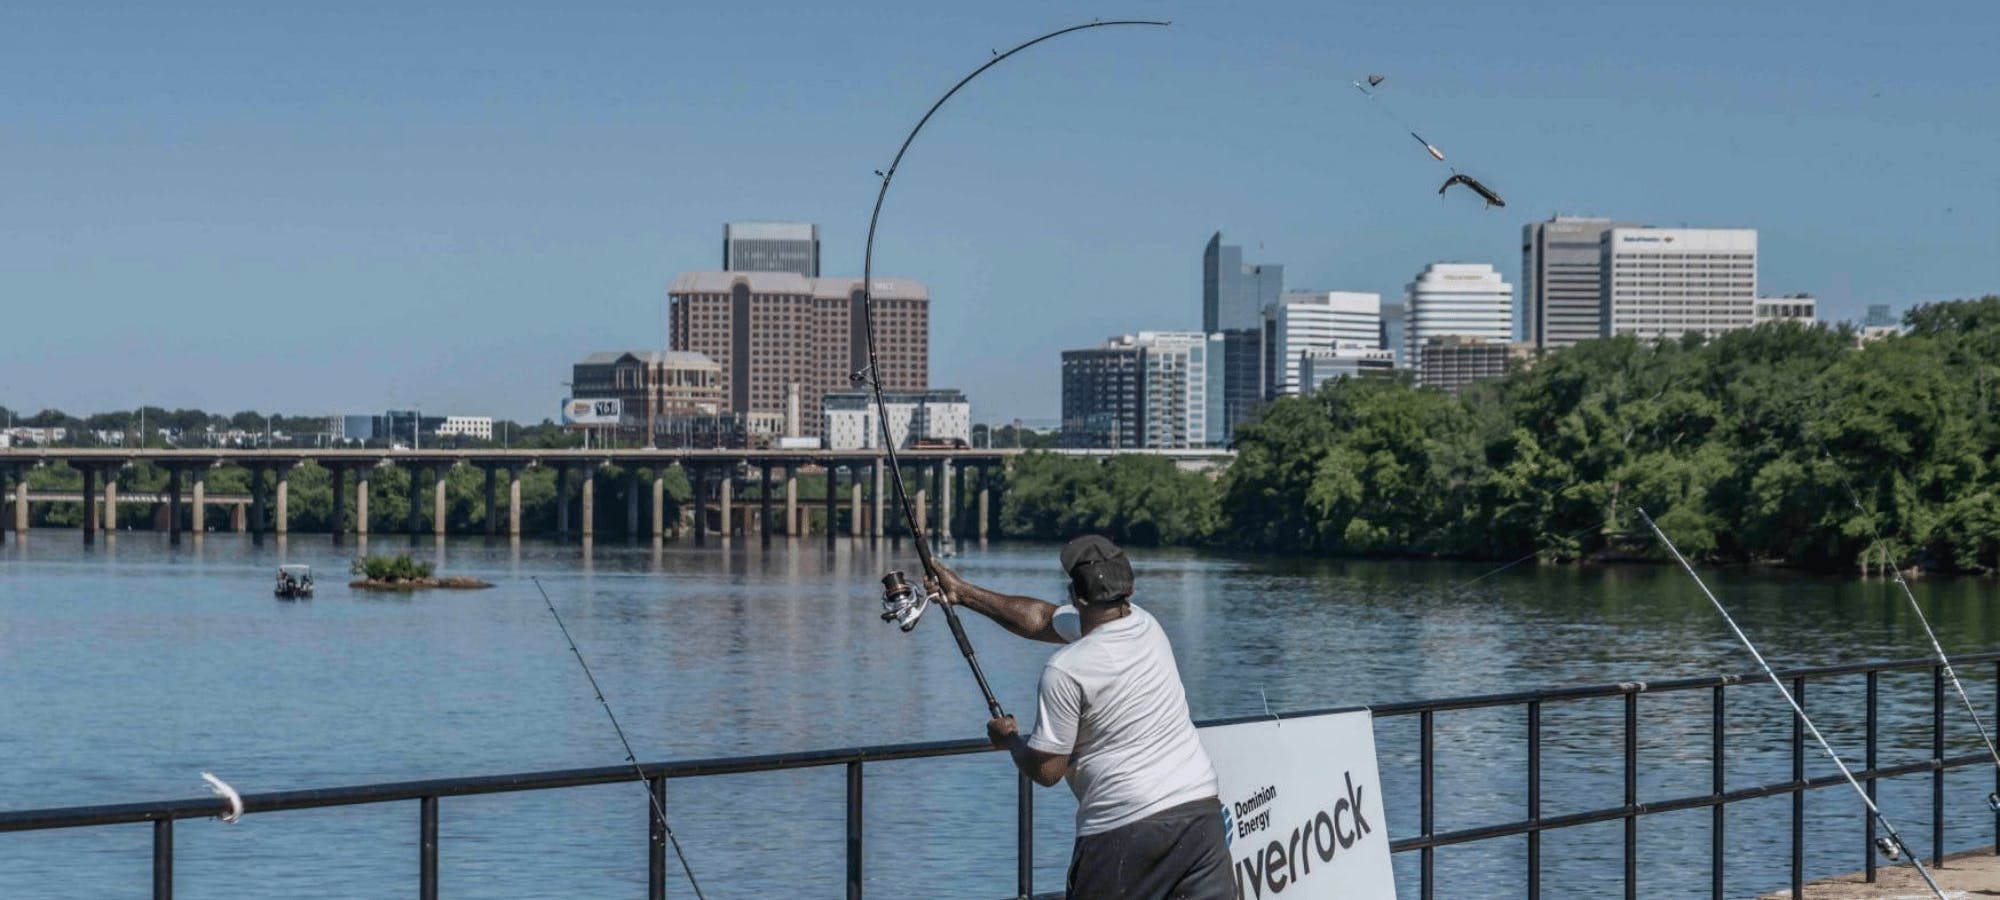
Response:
[1133,332,1213,450]
[1266,291,1381,396]
[1403,263,1514,369]
[1601,228,1757,340]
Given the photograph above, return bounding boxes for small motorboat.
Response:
[275,565,315,600]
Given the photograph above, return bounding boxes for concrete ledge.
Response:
[1758,846,1999,898]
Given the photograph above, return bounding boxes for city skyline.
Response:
[2,1,1994,423]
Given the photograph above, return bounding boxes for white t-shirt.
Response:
[1024,602,1219,836]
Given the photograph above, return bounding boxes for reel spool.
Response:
[879,570,932,632]
[1876,836,1902,861]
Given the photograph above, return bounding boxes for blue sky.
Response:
[3,0,1994,424]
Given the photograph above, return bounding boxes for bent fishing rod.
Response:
[1637,508,1948,899]
[1821,447,2000,807]
[532,577,708,900]
[860,19,1169,720]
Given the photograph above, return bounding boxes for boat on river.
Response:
[274,565,314,599]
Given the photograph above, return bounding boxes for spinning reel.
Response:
[879,570,934,632]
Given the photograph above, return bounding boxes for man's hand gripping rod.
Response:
[861,19,1168,720]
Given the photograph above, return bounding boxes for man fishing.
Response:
[928,536,1234,900]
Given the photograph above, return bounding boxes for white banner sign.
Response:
[561,397,622,425]
[1199,710,1396,899]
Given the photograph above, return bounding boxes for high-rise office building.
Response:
[1061,332,1216,450]
[1601,228,1757,340]
[1264,291,1381,396]
[723,222,821,278]
[1522,216,1634,350]
[1403,263,1514,370]
[823,389,970,450]
[668,271,926,439]
[1201,232,1283,441]
[1864,304,1897,328]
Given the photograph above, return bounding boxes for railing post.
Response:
[1527,699,1540,900]
[1866,670,1879,883]
[1712,683,1725,900]
[847,761,863,900]
[420,795,438,900]
[650,775,668,900]
[1017,773,1034,899]
[153,817,173,900]
[1420,709,1434,900]
[1624,691,1637,900]
[1791,677,1805,899]
[1934,664,1946,866]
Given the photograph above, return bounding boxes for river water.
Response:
[2,533,1997,898]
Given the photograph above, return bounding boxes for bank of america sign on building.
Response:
[1602,228,1758,341]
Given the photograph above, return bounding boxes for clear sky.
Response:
[3,0,1994,424]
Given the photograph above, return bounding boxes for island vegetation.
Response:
[1002,296,2000,575]
[348,554,492,591]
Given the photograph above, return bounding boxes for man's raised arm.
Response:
[929,564,1068,644]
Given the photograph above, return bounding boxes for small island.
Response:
[348,554,493,592]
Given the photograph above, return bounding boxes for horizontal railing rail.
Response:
[5,652,1996,899]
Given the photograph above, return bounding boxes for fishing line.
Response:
[857,19,1169,720]
[531,576,708,900]
[1637,508,1948,898]
[1819,447,2000,789]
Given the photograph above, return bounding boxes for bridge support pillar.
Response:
[938,461,952,542]
[759,465,773,546]
[651,471,665,540]
[915,488,927,535]
[691,467,706,546]
[785,466,798,536]
[433,469,447,538]
[824,465,837,547]
[191,471,206,538]
[509,469,522,537]
[850,478,862,538]
[274,467,289,536]
[872,461,885,539]
[231,504,246,533]
[718,472,732,538]
[979,479,990,542]
[0,469,10,542]
[104,476,119,534]
[580,466,594,539]
[81,467,97,545]
[355,472,370,537]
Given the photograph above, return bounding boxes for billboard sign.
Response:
[561,397,622,426]
[1200,709,1396,899]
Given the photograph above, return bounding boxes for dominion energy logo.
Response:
[1228,772,1376,897]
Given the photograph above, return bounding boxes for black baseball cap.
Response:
[1060,535,1134,607]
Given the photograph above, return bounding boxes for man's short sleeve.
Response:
[1050,604,1082,643]
[1025,664,1082,755]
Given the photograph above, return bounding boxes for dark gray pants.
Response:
[1067,797,1237,900]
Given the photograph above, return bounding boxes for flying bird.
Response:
[1438,173,1505,208]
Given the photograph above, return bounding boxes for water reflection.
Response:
[0,534,1994,898]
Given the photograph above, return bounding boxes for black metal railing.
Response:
[2,653,1995,899]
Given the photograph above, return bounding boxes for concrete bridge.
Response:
[0,447,1230,547]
